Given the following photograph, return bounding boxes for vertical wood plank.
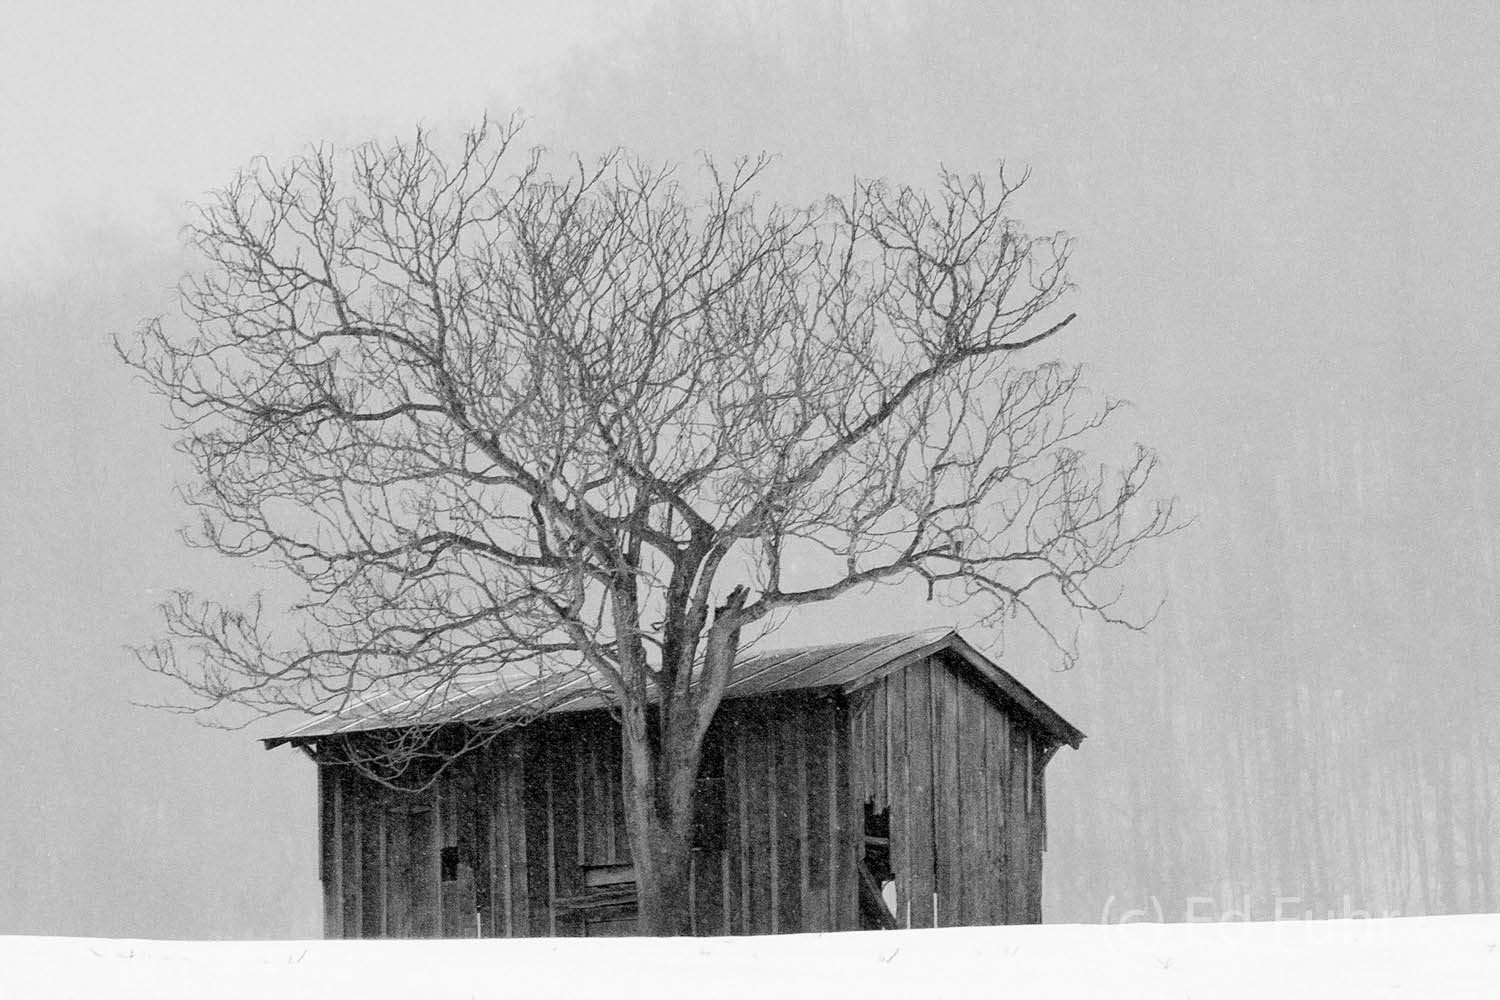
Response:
[340,774,362,937]
[846,688,868,821]
[576,722,605,868]
[721,709,745,935]
[850,689,869,820]
[806,698,832,894]
[546,748,557,937]
[408,787,439,938]
[743,710,774,935]
[693,724,725,937]
[489,740,513,936]
[1019,729,1042,923]
[888,670,913,928]
[1024,727,1034,815]
[600,723,618,865]
[523,728,553,937]
[456,758,480,941]
[737,709,754,935]
[378,791,390,935]
[801,695,831,932]
[460,756,480,937]
[359,790,384,938]
[582,734,600,866]
[550,721,582,937]
[721,849,736,936]
[930,667,950,928]
[956,677,988,926]
[472,747,494,937]
[588,728,606,869]
[693,821,725,938]
[317,765,331,885]
[507,734,530,936]
[377,795,390,937]
[386,795,412,937]
[439,766,460,938]
[691,850,724,937]
[934,663,962,927]
[906,658,936,928]
[320,766,343,939]
[1038,747,1048,852]
[575,741,592,868]
[775,702,805,934]
[416,788,439,938]
[830,695,854,931]
[985,708,1010,924]
[1007,721,1030,923]
[1032,748,1046,923]
[609,725,631,865]
[1029,736,1043,923]
[870,679,888,812]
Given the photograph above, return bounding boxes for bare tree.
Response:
[119,116,1175,934]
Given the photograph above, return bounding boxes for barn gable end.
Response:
[847,649,1058,927]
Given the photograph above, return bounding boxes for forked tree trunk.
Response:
[610,588,743,935]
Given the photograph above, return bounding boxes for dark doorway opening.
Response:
[858,801,898,929]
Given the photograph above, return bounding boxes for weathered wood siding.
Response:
[318,690,858,938]
[848,651,1050,927]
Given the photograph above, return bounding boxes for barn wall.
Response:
[847,652,1051,928]
[317,740,497,939]
[710,692,858,935]
[318,690,858,938]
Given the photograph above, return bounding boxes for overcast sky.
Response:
[3,0,1498,937]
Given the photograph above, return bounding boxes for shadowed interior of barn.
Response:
[267,629,1085,937]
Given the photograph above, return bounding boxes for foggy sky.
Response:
[3,0,1498,936]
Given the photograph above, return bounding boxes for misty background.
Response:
[3,0,1498,937]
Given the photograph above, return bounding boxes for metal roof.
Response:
[264,627,1085,750]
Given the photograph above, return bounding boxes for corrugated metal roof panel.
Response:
[270,662,600,743]
[265,627,1084,749]
[722,630,943,699]
[796,629,953,691]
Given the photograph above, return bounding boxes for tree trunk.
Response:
[620,707,702,936]
[632,810,696,935]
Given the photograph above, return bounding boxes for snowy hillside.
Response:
[3,916,1497,999]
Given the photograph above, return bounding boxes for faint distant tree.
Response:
[119,116,1176,935]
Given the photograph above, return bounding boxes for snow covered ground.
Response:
[3,915,1497,999]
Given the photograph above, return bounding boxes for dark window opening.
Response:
[858,801,899,929]
[440,845,460,882]
[862,801,893,880]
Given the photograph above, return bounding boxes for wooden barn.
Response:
[265,627,1085,938]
